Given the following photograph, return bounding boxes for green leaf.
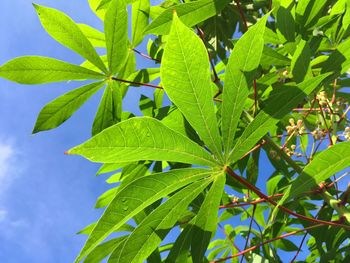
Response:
[191,173,225,262]
[33,81,105,133]
[92,81,122,135]
[104,0,129,75]
[73,168,213,262]
[296,0,327,28]
[84,237,127,263]
[321,38,350,76]
[161,14,223,161]
[0,56,104,84]
[145,0,231,35]
[33,4,107,73]
[78,24,105,48]
[291,39,311,83]
[260,46,291,67]
[283,141,350,201]
[221,14,269,159]
[228,74,330,163]
[108,177,212,263]
[68,117,218,167]
[88,0,106,20]
[276,6,295,43]
[132,0,150,47]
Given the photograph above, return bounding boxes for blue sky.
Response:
[0,0,151,261]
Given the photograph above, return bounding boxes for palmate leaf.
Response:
[73,168,213,262]
[228,74,330,163]
[221,14,269,160]
[88,0,107,20]
[161,14,223,162]
[144,0,231,35]
[165,173,225,262]
[0,56,104,84]
[85,237,127,263]
[78,24,105,48]
[108,177,213,263]
[68,117,218,167]
[132,0,150,47]
[191,172,225,262]
[282,141,350,202]
[92,81,122,135]
[33,4,107,73]
[104,0,129,75]
[33,81,105,133]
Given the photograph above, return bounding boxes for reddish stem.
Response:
[211,224,323,262]
[132,48,161,63]
[112,77,163,89]
[234,0,248,31]
[225,167,350,229]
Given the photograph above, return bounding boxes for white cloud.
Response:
[0,141,14,183]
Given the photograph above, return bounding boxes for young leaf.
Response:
[88,0,106,20]
[132,0,150,47]
[92,81,122,135]
[221,14,269,159]
[161,14,223,162]
[145,0,231,35]
[283,141,350,201]
[78,24,105,48]
[33,4,107,73]
[104,0,129,75]
[228,74,330,163]
[0,56,104,84]
[108,178,212,263]
[191,173,225,262]
[33,81,105,133]
[73,168,213,262]
[68,117,218,167]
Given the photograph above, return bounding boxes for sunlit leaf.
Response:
[33,81,105,133]
[104,0,129,75]
[0,56,104,84]
[161,13,223,161]
[145,0,231,35]
[221,14,269,159]
[68,117,218,167]
[73,168,213,262]
[33,4,107,73]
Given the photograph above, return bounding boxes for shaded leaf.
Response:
[283,141,350,201]
[228,74,330,163]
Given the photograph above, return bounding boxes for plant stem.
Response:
[112,77,163,89]
[210,224,324,262]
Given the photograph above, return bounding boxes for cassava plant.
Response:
[1,0,350,262]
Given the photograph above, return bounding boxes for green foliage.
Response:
[1,0,350,262]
